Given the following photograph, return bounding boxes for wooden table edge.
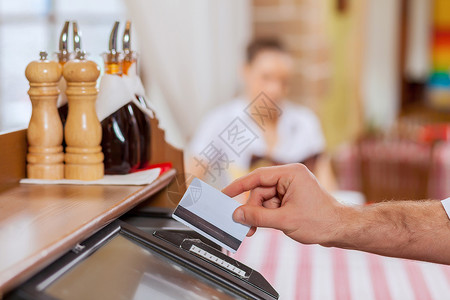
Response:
[0,169,176,296]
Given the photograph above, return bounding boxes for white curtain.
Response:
[125,0,251,148]
[362,0,401,131]
[405,0,431,81]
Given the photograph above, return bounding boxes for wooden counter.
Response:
[0,113,186,296]
[0,169,175,295]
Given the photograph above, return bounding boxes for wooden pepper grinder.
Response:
[25,51,64,179]
[64,51,104,180]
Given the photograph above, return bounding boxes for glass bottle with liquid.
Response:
[56,21,71,125]
[101,22,141,174]
[122,20,152,169]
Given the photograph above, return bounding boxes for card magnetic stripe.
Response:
[173,205,241,251]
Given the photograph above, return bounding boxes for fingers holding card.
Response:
[172,178,251,253]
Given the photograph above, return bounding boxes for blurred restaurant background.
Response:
[0,0,449,203]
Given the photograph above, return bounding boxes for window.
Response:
[0,0,127,132]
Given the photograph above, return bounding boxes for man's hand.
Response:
[222,163,344,245]
[223,163,450,264]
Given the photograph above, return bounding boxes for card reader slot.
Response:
[180,239,252,279]
[188,244,247,277]
[153,230,253,279]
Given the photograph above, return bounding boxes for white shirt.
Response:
[441,197,450,218]
[188,98,325,186]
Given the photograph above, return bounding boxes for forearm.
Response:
[327,200,450,264]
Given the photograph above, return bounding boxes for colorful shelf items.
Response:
[428,0,450,110]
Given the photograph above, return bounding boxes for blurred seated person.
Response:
[187,38,325,187]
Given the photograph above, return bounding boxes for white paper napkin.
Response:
[96,63,154,122]
[20,168,161,186]
[96,73,135,122]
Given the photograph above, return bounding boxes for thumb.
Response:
[233,205,284,229]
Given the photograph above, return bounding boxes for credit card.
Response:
[172,178,250,253]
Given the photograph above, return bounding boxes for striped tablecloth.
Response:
[231,228,450,300]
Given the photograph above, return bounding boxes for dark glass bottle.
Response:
[58,103,68,126]
[123,20,152,169]
[58,21,82,140]
[100,86,142,174]
[101,21,141,174]
[56,21,70,128]
[131,99,152,169]
[124,102,141,172]
[101,109,131,174]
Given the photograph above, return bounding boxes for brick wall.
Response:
[252,0,366,150]
[252,0,331,111]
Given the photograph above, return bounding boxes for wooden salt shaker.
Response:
[63,52,104,180]
[25,51,64,179]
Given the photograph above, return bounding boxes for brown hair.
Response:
[246,37,287,63]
